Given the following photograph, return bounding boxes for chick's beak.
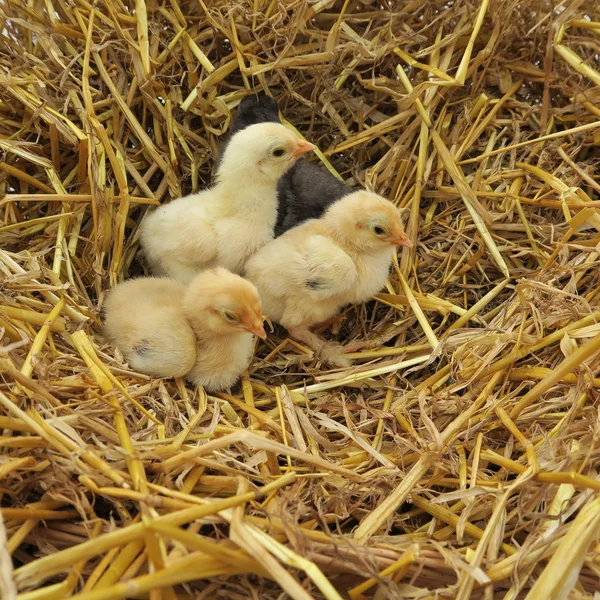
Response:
[292,140,316,157]
[246,321,267,340]
[388,233,413,248]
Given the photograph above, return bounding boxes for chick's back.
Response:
[103,278,197,378]
[275,162,350,237]
[139,192,218,283]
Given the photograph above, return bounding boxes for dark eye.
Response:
[373,225,387,236]
[222,312,237,323]
[272,148,286,157]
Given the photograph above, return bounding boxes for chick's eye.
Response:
[272,148,286,158]
[372,225,387,236]
[222,312,237,323]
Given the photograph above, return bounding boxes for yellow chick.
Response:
[244,191,412,367]
[103,268,266,392]
[139,122,315,284]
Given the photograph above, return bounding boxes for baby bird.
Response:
[221,93,352,237]
[140,122,315,284]
[227,94,280,136]
[103,268,266,392]
[244,191,412,367]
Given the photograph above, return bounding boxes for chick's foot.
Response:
[319,343,353,368]
[341,341,370,354]
[287,326,353,368]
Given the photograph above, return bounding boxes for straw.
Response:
[3,1,600,598]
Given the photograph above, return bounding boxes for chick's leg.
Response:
[287,326,326,352]
[312,315,345,329]
[287,326,351,369]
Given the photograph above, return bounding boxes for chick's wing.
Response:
[298,234,358,299]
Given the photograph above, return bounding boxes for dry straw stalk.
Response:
[2,0,600,598]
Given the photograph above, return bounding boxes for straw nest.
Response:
[1,0,600,598]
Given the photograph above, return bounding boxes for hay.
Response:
[1,0,600,597]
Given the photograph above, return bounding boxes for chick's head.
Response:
[228,94,280,137]
[324,191,413,251]
[238,94,279,121]
[221,122,315,182]
[184,268,266,339]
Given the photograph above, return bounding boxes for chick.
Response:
[275,162,352,237]
[227,94,280,136]
[103,268,266,392]
[221,93,352,237]
[140,122,315,284]
[244,191,412,367]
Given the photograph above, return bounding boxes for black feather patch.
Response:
[133,339,152,357]
[274,162,350,237]
[229,93,280,136]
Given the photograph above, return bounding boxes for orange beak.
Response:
[388,234,413,248]
[292,140,316,157]
[246,322,267,340]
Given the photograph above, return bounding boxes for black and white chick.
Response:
[220,93,352,237]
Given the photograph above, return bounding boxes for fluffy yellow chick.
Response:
[244,191,411,367]
[139,122,315,284]
[103,268,266,392]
